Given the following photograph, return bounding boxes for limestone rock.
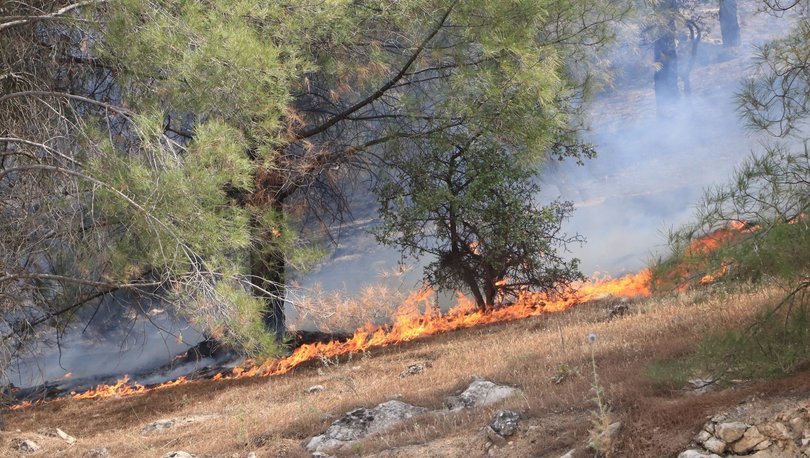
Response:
[399,361,432,378]
[85,448,109,457]
[307,385,325,394]
[444,380,517,410]
[142,414,218,434]
[677,449,721,458]
[37,427,76,444]
[703,437,725,454]
[789,417,807,438]
[163,452,195,458]
[559,449,576,458]
[758,422,792,441]
[16,439,41,453]
[489,410,520,437]
[306,400,428,454]
[715,421,748,443]
[731,426,767,454]
[749,445,790,458]
[694,429,712,444]
[143,419,175,432]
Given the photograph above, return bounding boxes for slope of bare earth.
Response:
[4,283,809,457]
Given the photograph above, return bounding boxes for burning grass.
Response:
[8,269,652,410]
[5,282,799,457]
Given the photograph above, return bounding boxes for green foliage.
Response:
[654,146,809,291]
[374,138,586,308]
[1,0,626,361]
[648,302,810,388]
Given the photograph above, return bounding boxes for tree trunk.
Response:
[719,0,741,47]
[250,208,287,342]
[683,20,702,97]
[462,268,487,310]
[654,26,679,116]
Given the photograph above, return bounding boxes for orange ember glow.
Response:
[10,270,653,409]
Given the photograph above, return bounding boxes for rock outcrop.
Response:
[681,401,810,457]
[306,400,428,455]
[305,378,518,456]
[444,379,517,411]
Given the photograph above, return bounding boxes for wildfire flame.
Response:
[10,270,651,410]
[6,221,757,411]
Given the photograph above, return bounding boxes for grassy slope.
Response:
[5,284,810,457]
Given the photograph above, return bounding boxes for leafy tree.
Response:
[374,138,588,309]
[1,0,627,367]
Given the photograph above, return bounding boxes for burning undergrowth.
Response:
[6,222,753,411]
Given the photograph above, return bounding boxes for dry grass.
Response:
[4,284,810,457]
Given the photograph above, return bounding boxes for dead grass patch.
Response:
[3,284,799,457]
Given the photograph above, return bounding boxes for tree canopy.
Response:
[1,0,627,368]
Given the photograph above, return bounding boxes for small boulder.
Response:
[703,437,726,454]
[142,414,218,434]
[677,450,721,458]
[143,419,175,433]
[444,380,517,410]
[37,427,76,444]
[757,422,791,440]
[749,445,789,458]
[163,452,195,458]
[16,439,41,453]
[715,421,748,443]
[694,429,712,444]
[399,361,432,378]
[489,410,520,437]
[559,449,576,458]
[588,421,621,451]
[731,426,767,454]
[85,448,109,457]
[306,400,428,454]
[307,385,325,394]
[789,416,807,438]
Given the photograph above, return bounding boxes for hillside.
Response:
[5,283,809,457]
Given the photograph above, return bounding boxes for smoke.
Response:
[5,293,204,388]
[9,1,796,389]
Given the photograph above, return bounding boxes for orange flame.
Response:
[9,270,652,410]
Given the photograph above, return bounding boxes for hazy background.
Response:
[5,2,789,388]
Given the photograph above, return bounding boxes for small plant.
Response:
[586,333,617,457]
[647,292,810,388]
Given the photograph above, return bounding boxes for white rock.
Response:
[444,380,517,410]
[37,427,76,444]
[749,445,789,458]
[731,426,767,454]
[163,452,195,458]
[17,439,41,453]
[715,421,748,443]
[489,410,520,437]
[703,437,726,454]
[306,400,428,453]
[307,385,325,394]
[559,449,576,458]
[789,417,807,437]
[55,428,76,444]
[758,422,792,440]
[694,429,712,444]
[677,449,721,458]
